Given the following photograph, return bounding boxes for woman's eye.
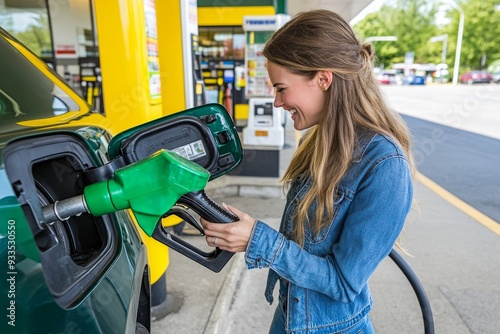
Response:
[276,87,285,93]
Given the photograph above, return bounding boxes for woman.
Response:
[201,9,414,334]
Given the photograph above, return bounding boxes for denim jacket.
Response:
[245,130,413,334]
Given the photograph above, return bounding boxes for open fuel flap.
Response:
[108,103,242,180]
[42,104,243,272]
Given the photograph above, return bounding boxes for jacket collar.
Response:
[352,128,377,163]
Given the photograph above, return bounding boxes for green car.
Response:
[0,28,241,333]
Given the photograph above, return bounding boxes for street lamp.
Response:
[430,34,448,65]
[448,1,464,85]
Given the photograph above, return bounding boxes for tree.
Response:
[353,0,500,74]
[15,15,52,58]
[354,11,399,67]
[353,0,439,68]
[444,0,500,71]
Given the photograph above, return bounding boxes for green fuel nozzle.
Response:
[83,149,209,236]
[42,149,239,272]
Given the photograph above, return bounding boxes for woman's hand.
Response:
[200,203,256,253]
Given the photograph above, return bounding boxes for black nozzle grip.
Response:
[177,190,239,223]
[152,190,239,272]
[152,227,234,273]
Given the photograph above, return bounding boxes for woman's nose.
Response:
[274,95,283,108]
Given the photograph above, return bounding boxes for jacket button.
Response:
[293,297,299,303]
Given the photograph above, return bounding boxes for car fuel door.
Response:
[108,103,242,180]
[107,103,243,272]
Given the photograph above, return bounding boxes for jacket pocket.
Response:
[305,188,346,244]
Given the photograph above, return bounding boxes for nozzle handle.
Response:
[177,190,239,223]
[153,190,239,272]
[152,227,234,273]
[164,206,204,235]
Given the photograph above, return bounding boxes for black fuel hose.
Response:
[389,249,435,334]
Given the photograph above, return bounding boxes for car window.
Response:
[0,33,79,122]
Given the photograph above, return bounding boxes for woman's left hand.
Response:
[200,203,256,253]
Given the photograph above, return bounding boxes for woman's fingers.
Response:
[200,204,257,252]
[206,235,218,247]
[222,202,243,218]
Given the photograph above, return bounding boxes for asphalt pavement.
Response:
[152,87,500,334]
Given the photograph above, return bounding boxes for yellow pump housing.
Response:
[93,0,185,284]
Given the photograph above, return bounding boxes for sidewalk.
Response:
[152,118,500,334]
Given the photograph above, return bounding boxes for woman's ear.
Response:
[317,71,333,91]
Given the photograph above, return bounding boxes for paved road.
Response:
[381,84,500,140]
[382,84,500,223]
[401,114,500,222]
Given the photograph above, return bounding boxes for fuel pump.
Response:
[242,15,289,150]
[229,15,290,178]
[79,57,103,112]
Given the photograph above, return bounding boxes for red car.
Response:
[377,71,397,85]
[459,70,493,84]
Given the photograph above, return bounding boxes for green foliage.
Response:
[9,15,51,57]
[353,0,500,73]
[444,0,500,71]
[353,0,439,67]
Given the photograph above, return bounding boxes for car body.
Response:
[493,72,500,83]
[459,70,493,84]
[402,75,426,85]
[377,70,398,85]
[0,27,243,333]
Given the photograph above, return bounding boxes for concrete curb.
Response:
[204,252,246,334]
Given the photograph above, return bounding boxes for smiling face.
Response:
[266,61,332,131]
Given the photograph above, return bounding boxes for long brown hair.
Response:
[262,10,415,246]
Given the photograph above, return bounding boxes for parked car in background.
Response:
[459,70,493,84]
[493,72,500,83]
[402,75,426,85]
[377,70,398,85]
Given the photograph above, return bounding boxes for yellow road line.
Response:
[416,172,500,236]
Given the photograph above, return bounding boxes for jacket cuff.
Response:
[245,220,285,269]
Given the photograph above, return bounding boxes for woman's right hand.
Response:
[200,203,257,253]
